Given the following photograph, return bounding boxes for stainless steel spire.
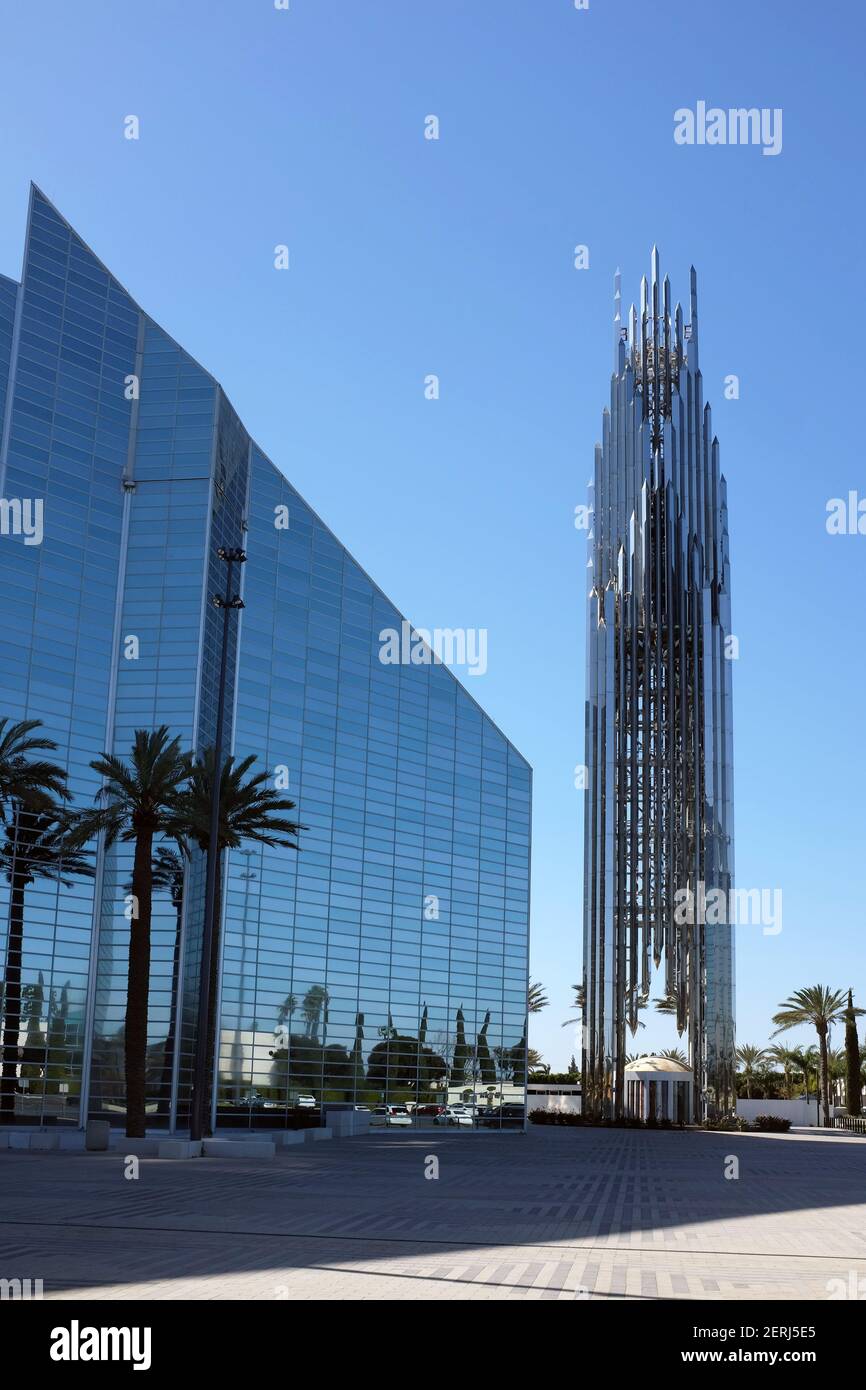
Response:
[581,254,735,1121]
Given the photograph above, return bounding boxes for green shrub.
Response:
[752,1113,791,1132]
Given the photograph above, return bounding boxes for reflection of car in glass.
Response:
[354,1105,371,1113]
[414,1103,445,1117]
[434,1106,474,1126]
[371,1105,413,1127]
[479,1104,525,1127]
[237,1092,265,1109]
[295,1095,316,1109]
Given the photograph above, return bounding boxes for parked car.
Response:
[294,1095,316,1109]
[236,1092,265,1110]
[371,1105,413,1127]
[414,1103,445,1117]
[434,1106,474,1127]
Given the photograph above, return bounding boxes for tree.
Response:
[653,991,686,1035]
[70,727,192,1137]
[172,749,302,1129]
[766,1044,800,1100]
[772,987,863,1128]
[0,804,92,1118]
[450,1006,470,1085]
[561,983,584,1029]
[658,1047,688,1067]
[300,985,329,1042]
[0,718,68,816]
[844,990,862,1117]
[528,980,548,1014]
[791,1045,819,1117]
[735,1044,769,1100]
[476,1010,497,1086]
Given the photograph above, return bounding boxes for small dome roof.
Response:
[624,1055,691,1074]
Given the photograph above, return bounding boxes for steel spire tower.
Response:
[581,251,735,1122]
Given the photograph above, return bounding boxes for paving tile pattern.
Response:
[0,1126,864,1300]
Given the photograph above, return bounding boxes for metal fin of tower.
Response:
[581,249,735,1122]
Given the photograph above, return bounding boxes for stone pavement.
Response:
[0,1125,864,1300]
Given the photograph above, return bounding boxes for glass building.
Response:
[581,251,735,1122]
[0,185,531,1132]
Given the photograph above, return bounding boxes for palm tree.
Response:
[0,718,68,817]
[0,803,92,1118]
[735,1044,769,1100]
[653,991,686,1035]
[658,1047,688,1067]
[301,984,329,1042]
[528,980,548,1014]
[767,1044,800,1100]
[561,983,584,1028]
[172,750,302,1128]
[772,987,864,1127]
[70,727,192,1137]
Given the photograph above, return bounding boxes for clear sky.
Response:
[1,0,863,1069]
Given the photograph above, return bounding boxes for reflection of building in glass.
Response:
[581,251,735,1121]
[0,186,531,1131]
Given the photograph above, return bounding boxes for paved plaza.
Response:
[1,1126,864,1300]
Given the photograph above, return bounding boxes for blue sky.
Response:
[1,0,864,1069]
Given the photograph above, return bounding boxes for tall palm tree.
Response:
[561,983,584,1028]
[0,718,68,817]
[735,1044,769,1100]
[172,750,302,1127]
[772,987,863,1127]
[70,727,192,1137]
[0,803,92,1118]
[767,1044,800,1100]
[528,980,548,1014]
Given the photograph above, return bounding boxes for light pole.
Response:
[189,546,245,1142]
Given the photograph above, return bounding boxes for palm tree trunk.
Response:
[202,862,223,1138]
[0,879,26,1119]
[125,828,154,1138]
[158,900,183,1115]
[818,1029,831,1128]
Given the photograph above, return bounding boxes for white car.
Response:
[434,1106,474,1127]
[371,1105,413,1127]
[295,1095,316,1109]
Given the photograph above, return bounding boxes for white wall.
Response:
[738,1098,818,1127]
[527,1093,582,1115]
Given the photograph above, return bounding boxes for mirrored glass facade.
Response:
[581,252,735,1122]
[0,186,531,1132]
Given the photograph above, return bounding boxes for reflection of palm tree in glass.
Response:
[349,1012,365,1093]
[450,1006,469,1086]
[233,848,257,1101]
[476,1011,496,1087]
[148,846,185,1114]
[302,985,329,1042]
